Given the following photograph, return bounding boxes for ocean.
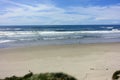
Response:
[0,25,120,48]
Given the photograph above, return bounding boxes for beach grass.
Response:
[2,72,77,80]
[112,70,120,80]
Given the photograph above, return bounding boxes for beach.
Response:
[0,43,120,80]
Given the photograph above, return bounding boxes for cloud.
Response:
[70,4,120,20]
[0,0,120,25]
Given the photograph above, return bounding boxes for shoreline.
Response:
[0,41,120,50]
[0,42,120,80]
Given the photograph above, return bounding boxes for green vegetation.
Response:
[1,72,77,80]
[112,70,120,80]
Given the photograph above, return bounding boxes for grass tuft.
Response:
[1,72,77,80]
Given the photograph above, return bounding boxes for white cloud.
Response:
[0,0,120,25]
[70,4,120,20]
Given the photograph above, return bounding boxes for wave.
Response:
[1,30,120,36]
[101,26,114,29]
[0,40,15,43]
[0,30,120,43]
[0,25,120,48]
[0,28,22,31]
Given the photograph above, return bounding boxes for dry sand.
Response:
[0,43,120,80]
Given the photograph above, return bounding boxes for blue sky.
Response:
[0,0,120,25]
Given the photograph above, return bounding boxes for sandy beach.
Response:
[0,43,120,80]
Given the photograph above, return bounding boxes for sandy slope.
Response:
[0,43,120,80]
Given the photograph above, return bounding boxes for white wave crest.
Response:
[0,40,15,43]
[0,30,120,37]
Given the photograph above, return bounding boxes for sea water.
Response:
[0,25,120,48]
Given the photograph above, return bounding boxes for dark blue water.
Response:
[0,25,120,48]
[0,25,120,31]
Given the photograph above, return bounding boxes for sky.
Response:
[0,0,120,25]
